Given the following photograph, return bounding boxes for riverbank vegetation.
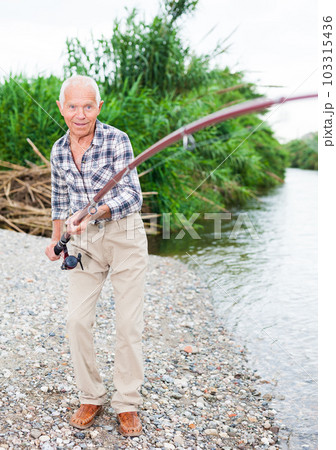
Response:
[284,132,318,170]
[0,0,292,231]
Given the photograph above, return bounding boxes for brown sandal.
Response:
[69,404,103,430]
[117,411,142,436]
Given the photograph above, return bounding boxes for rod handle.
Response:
[54,233,71,255]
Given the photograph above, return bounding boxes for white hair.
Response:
[59,75,101,107]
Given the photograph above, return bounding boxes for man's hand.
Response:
[45,240,61,261]
[65,210,91,235]
[65,205,111,235]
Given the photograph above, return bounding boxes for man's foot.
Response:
[117,411,142,437]
[69,404,103,430]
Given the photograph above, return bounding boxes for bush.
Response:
[0,3,289,228]
[284,133,318,170]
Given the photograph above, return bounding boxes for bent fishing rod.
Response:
[54,93,317,270]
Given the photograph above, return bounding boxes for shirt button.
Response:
[124,176,130,183]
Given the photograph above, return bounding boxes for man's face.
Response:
[57,84,103,140]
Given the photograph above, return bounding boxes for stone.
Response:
[264,420,271,429]
[41,443,54,450]
[193,389,203,397]
[0,238,287,450]
[30,429,42,439]
[220,432,229,438]
[174,377,188,388]
[74,432,86,439]
[162,375,175,383]
[174,435,184,445]
[163,443,175,449]
[170,392,182,399]
[204,429,218,436]
[90,430,99,439]
[248,415,257,423]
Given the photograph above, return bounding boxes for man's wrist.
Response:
[51,219,66,242]
[91,204,111,221]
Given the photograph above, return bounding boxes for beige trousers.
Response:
[66,212,148,413]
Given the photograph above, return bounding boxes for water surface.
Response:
[149,168,317,449]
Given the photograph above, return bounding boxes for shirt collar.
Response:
[92,119,104,147]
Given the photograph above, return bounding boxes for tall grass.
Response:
[0,75,62,163]
[64,7,224,97]
[0,2,289,226]
[284,133,318,170]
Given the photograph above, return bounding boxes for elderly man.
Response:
[45,75,148,436]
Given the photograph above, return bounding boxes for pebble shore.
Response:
[0,229,283,449]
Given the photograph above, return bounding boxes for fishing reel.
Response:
[54,234,84,271]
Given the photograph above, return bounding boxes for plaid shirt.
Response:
[50,120,142,221]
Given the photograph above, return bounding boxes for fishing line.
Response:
[138,122,274,178]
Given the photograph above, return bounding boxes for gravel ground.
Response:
[0,229,284,449]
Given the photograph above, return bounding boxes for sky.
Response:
[0,0,318,142]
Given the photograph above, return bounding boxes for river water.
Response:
[148,168,318,449]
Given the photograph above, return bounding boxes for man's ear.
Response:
[56,100,64,116]
[98,101,104,115]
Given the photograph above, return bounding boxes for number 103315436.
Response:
[322,16,333,86]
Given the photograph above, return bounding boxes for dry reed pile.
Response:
[0,139,159,237]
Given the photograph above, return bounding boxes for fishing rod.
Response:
[54,93,317,270]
